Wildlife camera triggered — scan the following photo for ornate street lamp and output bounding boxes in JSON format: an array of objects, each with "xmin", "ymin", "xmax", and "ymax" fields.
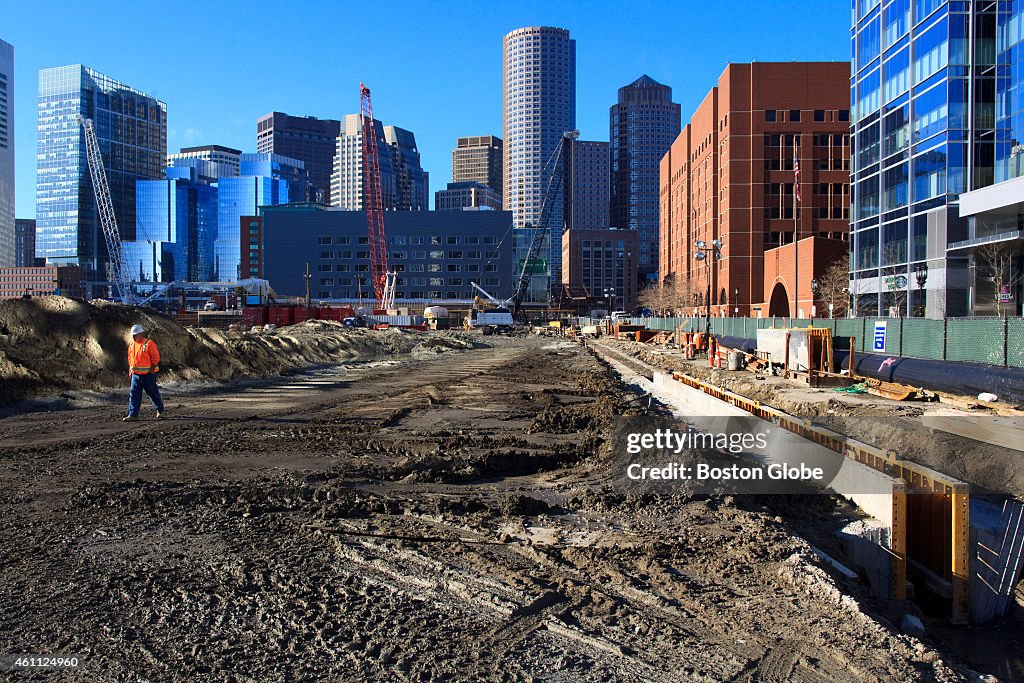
[{"xmin": 914, "ymin": 262, "xmax": 928, "ymax": 317}]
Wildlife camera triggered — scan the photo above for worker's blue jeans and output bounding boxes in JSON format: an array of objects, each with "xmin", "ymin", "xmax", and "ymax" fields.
[{"xmin": 128, "ymin": 373, "xmax": 164, "ymax": 417}]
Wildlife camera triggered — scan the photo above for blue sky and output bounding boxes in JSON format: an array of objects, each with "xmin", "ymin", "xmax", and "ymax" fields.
[{"xmin": 4, "ymin": 0, "xmax": 850, "ymax": 217}]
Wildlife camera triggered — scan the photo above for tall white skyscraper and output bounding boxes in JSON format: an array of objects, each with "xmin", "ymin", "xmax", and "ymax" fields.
[
  {"xmin": 0, "ymin": 39, "xmax": 14, "ymax": 267},
  {"xmin": 503, "ymin": 26, "xmax": 576, "ymax": 300}
]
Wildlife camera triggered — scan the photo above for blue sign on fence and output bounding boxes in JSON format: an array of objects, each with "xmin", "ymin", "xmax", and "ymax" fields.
[{"xmin": 873, "ymin": 321, "xmax": 887, "ymax": 351}]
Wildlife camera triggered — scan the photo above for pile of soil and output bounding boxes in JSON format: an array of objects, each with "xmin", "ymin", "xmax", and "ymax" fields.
[
  {"xmin": 411, "ymin": 333, "xmax": 475, "ymax": 357},
  {"xmin": 0, "ymin": 298, "xmax": 428, "ymax": 407}
]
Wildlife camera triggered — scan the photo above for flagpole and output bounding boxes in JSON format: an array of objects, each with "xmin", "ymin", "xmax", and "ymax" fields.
[{"xmin": 793, "ymin": 135, "xmax": 799, "ymax": 318}]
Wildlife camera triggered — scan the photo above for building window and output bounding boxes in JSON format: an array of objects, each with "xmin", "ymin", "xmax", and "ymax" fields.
[
  {"xmin": 789, "ymin": 109, "xmax": 801, "ymax": 122},
  {"xmin": 813, "ymin": 110, "xmax": 825, "ymax": 122},
  {"xmin": 765, "ymin": 110, "xmax": 777, "ymax": 122}
]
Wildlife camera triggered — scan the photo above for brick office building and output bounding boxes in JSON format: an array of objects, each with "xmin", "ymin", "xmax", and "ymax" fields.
[
  {"xmin": 659, "ymin": 62, "xmax": 850, "ymax": 317},
  {"xmin": 0, "ymin": 264, "xmax": 84, "ymax": 299}
]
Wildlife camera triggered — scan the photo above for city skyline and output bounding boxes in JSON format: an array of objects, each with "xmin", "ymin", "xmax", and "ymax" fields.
[{"xmin": 3, "ymin": 0, "xmax": 848, "ymax": 218}]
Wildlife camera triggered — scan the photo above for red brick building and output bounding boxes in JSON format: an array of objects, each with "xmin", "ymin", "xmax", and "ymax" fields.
[
  {"xmin": 0, "ymin": 265, "xmax": 85, "ymax": 299},
  {"xmin": 659, "ymin": 62, "xmax": 850, "ymax": 317},
  {"xmin": 240, "ymin": 216, "xmax": 263, "ymax": 280}
]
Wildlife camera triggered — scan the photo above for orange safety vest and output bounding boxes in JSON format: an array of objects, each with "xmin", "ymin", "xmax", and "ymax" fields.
[{"xmin": 128, "ymin": 338, "xmax": 160, "ymax": 375}]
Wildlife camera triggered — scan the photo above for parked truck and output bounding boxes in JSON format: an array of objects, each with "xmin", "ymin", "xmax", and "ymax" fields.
[{"xmin": 465, "ymin": 308, "xmax": 515, "ymax": 334}]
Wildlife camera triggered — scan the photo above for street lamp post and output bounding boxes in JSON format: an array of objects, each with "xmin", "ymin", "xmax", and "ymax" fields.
[
  {"xmin": 733, "ymin": 287, "xmax": 739, "ymax": 317},
  {"xmin": 914, "ymin": 262, "xmax": 928, "ymax": 317},
  {"xmin": 810, "ymin": 278, "xmax": 819, "ymax": 318},
  {"xmin": 603, "ymin": 287, "xmax": 616, "ymax": 314},
  {"xmin": 693, "ymin": 238, "xmax": 724, "ymax": 336}
]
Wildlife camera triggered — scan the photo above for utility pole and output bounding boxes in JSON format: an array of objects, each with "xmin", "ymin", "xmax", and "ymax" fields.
[{"xmin": 304, "ymin": 261, "xmax": 311, "ymax": 310}]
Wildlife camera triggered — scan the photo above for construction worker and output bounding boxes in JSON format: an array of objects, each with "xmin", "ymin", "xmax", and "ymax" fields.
[{"xmin": 124, "ymin": 324, "xmax": 164, "ymax": 421}]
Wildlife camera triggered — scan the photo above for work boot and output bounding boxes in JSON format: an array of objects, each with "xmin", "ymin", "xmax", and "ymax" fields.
[
  {"xmin": 155, "ymin": 411, "xmax": 163, "ymax": 419},
  {"xmin": 122, "ymin": 415, "xmax": 138, "ymax": 422}
]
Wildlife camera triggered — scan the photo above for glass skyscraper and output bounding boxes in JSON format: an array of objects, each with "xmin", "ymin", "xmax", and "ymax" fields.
[
  {"xmin": 850, "ymin": 0, "xmax": 1000, "ymax": 317},
  {"xmin": 35, "ymin": 65, "xmax": 166, "ymax": 283},
  {"xmin": 609, "ymin": 75, "xmax": 681, "ymax": 283},
  {"xmin": 123, "ymin": 163, "xmax": 219, "ymax": 284},
  {"xmin": 950, "ymin": 0, "xmax": 1024, "ymax": 315},
  {"xmin": 0, "ymin": 39, "xmax": 14, "ymax": 268},
  {"xmin": 214, "ymin": 153, "xmax": 308, "ymax": 282}
]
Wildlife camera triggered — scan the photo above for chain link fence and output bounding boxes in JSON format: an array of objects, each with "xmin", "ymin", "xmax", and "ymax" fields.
[{"xmin": 608, "ymin": 315, "xmax": 1024, "ymax": 368}]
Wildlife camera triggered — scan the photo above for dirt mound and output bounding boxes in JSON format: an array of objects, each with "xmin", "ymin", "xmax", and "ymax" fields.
[
  {"xmin": 0, "ymin": 298, "xmax": 427, "ymax": 407},
  {"xmin": 411, "ymin": 334, "xmax": 475, "ymax": 356}
]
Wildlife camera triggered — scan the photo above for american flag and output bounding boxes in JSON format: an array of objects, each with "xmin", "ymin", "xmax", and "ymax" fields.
[{"xmin": 793, "ymin": 138, "xmax": 801, "ymax": 203}]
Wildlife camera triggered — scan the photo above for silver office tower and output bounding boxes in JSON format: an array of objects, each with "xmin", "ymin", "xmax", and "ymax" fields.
[
  {"xmin": 35, "ymin": 65, "xmax": 166, "ymax": 282},
  {"xmin": 503, "ymin": 26, "xmax": 576, "ymax": 301},
  {"xmin": 0, "ymin": 39, "xmax": 13, "ymax": 267}
]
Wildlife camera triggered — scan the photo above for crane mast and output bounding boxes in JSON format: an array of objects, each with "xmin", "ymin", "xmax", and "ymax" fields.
[
  {"xmin": 360, "ymin": 83, "xmax": 389, "ymax": 308},
  {"xmin": 509, "ymin": 130, "xmax": 578, "ymax": 320},
  {"xmin": 78, "ymin": 115, "xmax": 133, "ymax": 304}
]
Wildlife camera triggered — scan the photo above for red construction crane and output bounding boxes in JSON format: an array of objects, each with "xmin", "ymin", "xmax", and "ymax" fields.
[{"xmin": 359, "ymin": 83, "xmax": 389, "ymax": 306}]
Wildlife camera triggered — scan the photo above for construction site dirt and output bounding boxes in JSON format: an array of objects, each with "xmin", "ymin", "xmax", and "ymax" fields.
[
  {"xmin": 0, "ymin": 332, "xmax": 1016, "ymax": 681},
  {"xmin": 600, "ymin": 337, "xmax": 1024, "ymax": 501}
]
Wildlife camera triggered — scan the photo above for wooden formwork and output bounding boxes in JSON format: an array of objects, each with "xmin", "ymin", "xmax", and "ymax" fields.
[{"xmin": 670, "ymin": 371, "xmax": 971, "ymax": 623}]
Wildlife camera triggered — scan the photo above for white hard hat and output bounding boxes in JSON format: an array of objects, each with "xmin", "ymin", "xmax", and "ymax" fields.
[{"xmin": 130, "ymin": 324, "xmax": 146, "ymax": 336}]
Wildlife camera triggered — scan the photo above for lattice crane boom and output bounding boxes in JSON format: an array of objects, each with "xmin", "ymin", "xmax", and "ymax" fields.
[
  {"xmin": 359, "ymin": 83, "xmax": 389, "ymax": 307},
  {"xmin": 509, "ymin": 130, "xmax": 579, "ymax": 319},
  {"xmin": 78, "ymin": 115, "xmax": 133, "ymax": 304}
]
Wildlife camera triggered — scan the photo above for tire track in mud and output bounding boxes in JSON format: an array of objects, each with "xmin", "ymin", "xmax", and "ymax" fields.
[{"xmin": 0, "ymin": 337, "xmax": 968, "ymax": 682}]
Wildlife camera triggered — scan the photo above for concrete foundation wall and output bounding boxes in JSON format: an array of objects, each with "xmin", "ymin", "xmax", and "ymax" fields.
[{"xmin": 651, "ymin": 371, "xmax": 899, "ymax": 524}]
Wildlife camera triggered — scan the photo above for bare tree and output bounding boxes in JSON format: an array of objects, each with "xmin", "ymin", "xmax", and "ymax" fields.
[
  {"xmin": 666, "ymin": 278, "xmax": 695, "ymax": 315},
  {"xmin": 638, "ymin": 281, "xmax": 668, "ymax": 316},
  {"xmin": 975, "ymin": 241, "xmax": 1023, "ymax": 317},
  {"xmin": 815, "ymin": 252, "xmax": 849, "ymax": 318}
]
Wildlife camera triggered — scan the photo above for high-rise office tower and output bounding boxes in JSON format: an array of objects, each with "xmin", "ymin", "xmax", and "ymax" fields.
[
  {"xmin": 452, "ymin": 135, "xmax": 503, "ymax": 203},
  {"xmin": 610, "ymin": 75, "xmax": 680, "ymax": 282},
  {"xmin": 330, "ymin": 114, "xmax": 427, "ymax": 211},
  {"xmin": 214, "ymin": 153, "xmax": 309, "ymax": 282},
  {"xmin": 571, "ymin": 140, "xmax": 610, "ymax": 230},
  {"xmin": 850, "ymin": 0, "xmax": 1008, "ymax": 318},
  {"xmin": 0, "ymin": 40, "xmax": 14, "ymax": 267},
  {"xmin": 256, "ymin": 113, "xmax": 340, "ymax": 205},
  {"xmin": 503, "ymin": 26, "xmax": 576, "ymax": 300},
  {"xmin": 167, "ymin": 145, "xmax": 241, "ymax": 178},
  {"xmin": 384, "ymin": 125, "xmax": 429, "ymax": 211},
  {"xmin": 35, "ymin": 65, "xmax": 166, "ymax": 281}
]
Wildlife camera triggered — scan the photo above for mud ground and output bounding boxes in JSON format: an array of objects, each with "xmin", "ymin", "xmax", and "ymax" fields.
[{"xmin": 0, "ymin": 336, "xmax": 980, "ymax": 681}]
